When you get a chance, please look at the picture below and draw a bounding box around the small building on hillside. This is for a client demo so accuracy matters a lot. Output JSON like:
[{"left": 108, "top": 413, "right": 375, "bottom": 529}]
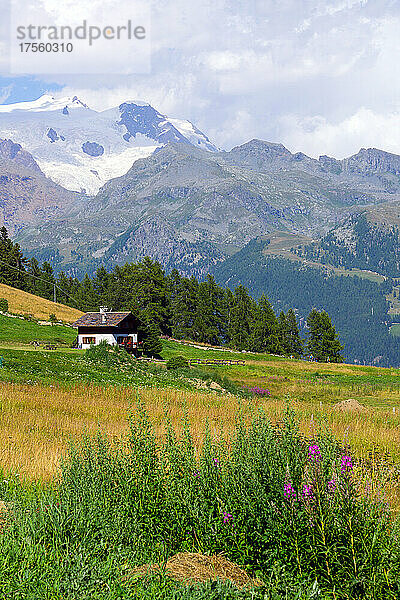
[{"left": 72, "top": 307, "right": 139, "bottom": 351}]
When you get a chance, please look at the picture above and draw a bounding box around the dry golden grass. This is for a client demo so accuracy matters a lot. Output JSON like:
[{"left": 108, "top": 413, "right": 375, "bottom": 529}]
[
  {"left": 0, "top": 283, "right": 83, "bottom": 322},
  {"left": 126, "top": 552, "right": 263, "bottom": 588},
  {"left": 1, "top": 381, "right": 400, "bottom": 483}
]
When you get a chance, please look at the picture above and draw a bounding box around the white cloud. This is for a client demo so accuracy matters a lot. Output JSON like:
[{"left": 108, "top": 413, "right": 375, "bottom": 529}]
[
  {"left": 1, "top": 0, "right": 400, "bottom": 157},
  {"left": 279, "top": 108, "right": 400, "bottom": 158}
]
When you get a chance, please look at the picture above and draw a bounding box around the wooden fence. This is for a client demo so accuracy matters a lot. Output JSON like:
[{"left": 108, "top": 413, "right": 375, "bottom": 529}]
[{"left": 188, "top": 358, "right": 245, "bottom": 366}]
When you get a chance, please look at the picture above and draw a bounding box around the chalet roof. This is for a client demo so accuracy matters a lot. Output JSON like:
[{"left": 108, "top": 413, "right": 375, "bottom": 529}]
[{"left": 72, "top": 312, "right": 132, "bottom": 328}]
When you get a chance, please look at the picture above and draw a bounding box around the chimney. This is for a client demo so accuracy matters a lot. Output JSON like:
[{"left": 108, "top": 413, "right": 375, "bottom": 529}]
[{"left": 99, "top": 306, "right": 109, "bottom": 324}]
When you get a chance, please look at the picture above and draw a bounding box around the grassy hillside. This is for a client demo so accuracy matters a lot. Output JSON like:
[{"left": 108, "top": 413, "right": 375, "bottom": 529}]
[
  {"left": 0, "top": 312, "right": 400, "bottom": 478},
  {"left": 0, "top": 313, "right": 77, "bottom": 347},
  {"left": 0, "top": 282, "right": 83, "bottom": 322},
  {"left": 1, "top": 310, "right": 400, "bottom": 597}
]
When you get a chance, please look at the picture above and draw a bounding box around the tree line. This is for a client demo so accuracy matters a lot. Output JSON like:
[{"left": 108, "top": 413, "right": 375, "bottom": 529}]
[
  {"left": 213, "top": 237, "right": 400, "bottom": 366},
  {"left": 297, "top": 214, "right": 400, "bottom": 278},
  {"left": 0, "top": 226, "right": 344, "bottom": 361}
]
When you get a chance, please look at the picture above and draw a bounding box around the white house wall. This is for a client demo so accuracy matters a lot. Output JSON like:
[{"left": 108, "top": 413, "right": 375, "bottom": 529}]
[{"left": 77, "top": 333, "right": 137, "bottom": 349}]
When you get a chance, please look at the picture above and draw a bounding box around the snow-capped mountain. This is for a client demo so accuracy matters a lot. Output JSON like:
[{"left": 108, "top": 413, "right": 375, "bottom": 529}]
[{"left": 0, "top": 94, "right": 217, "bottom": 194}]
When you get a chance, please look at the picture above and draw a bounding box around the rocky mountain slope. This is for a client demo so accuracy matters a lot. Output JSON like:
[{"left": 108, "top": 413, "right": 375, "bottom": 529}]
[
  {"left": 0, "top": 138, "right": 84, "bottom": 236},
  {"left": 15, "top": 139, "right": 400, "bottom": 277},
  {"left": 0, "top": 95, "right": 217, "bottom": 195},
  {"left": 2, "top": 90, "right": 400, "bottom": 279}
]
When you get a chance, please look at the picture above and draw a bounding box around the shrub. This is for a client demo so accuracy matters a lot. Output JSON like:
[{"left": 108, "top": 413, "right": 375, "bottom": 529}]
[
  {"left": 166, "top": 355, "right": 189, "bottom": 370},
  {"left": 0, "top": 406, "right": 399, "bottom": 598},
  {"left": 85, "top": 340, "right": 131, "bottom": 367},
  {"left": 22, "top": 313, "right": 37, "bottom": 322},
  {"left": 0, "top": 298, "right": 8, "bottom": 313},
  {"left": 49, "top": 313, "right": 57, "bottom": 325}
]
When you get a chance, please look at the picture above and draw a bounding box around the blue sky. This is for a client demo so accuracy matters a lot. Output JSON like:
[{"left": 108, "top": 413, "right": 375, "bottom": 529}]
[{"left": 0, "top": 0, "right": 399, "bottom": 158}]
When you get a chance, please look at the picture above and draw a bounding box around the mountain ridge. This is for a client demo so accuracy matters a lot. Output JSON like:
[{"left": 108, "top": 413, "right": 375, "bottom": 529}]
[{"left": 0, "top": 94, "right": 217, "bottom": 195}]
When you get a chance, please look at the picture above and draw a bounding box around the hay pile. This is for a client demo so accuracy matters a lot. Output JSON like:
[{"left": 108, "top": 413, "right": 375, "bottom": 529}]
[
  {"left": 124, "top": 552, "right": 263, "bottom": 588},
  {"left": 332, "top": 398, "right": 367, "bottom": 412}
]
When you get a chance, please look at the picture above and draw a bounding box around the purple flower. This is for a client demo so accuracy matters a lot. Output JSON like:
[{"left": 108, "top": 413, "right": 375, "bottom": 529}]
[
  {"left": 193, "top": 469, "right": 200, "bottom": 477},
  {"left": 223, "top": 511, "right": 233, "bottom": 524},
  {"left": 249, "top": 386, "right": 271, "bottom": 397},
  {"left": 302, "top": 484, "right": 314, "bottom": 501},
  {"left": 327, "top": 479, "right": 336, "bottom": 494},
  {"left": 308, "top": 444, "right": 322, "bottom": 463},
  {"left": 213, "top": 458, "right": 220, "bottom": 467},
  {"left": 284, "top": 482, "right": 297, "bottom": 501},
  {"left": 341, "top": 454, "right": 353, "bottom": 474}
]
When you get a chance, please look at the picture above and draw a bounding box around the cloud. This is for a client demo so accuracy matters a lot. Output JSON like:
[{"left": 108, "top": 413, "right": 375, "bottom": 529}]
[
  {"left": 279, "top": 108, "right": 400, "bottom": 158},
  {"left": 0, "top": 0, "right": 399, "bottom": 158}
]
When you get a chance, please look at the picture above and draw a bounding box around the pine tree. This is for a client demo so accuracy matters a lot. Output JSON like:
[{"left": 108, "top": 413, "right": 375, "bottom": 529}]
[
  {"left": 141, "top": 321, "right": 163, "bottom": 356},
  {"left": 129, "top": 257, "right": 170, "bottom": 333},
  {"left": 169, "top": 271, "right": 199, "bottom": 340},
  {"left": 306, "top": 309, "right": 344, "bottom": 363},
  {"left": 36, "top": 262, "right": 55, "bottom": 300},
  {"left": 250, "top": 295, "right": 281, "bottom": 353},
  {"left": 0, "top": 227, "right": 27, "bottom": 289},
  {"left": 193, "top": 278, "right": 220, "bottom": 344},
  {"left": 26, "top": 258, "right": 42, "bottom": 295},
  {"left": 229, "top": 285, "right": 256, "bottom": 350},
  {"left": 73, "top": 274, "right": 99, "bottom": 311},
  {"left": 285, "top": 309, "right": 304, "bottom": 357},
  {"left": 93, "top": 266, "right": 111, "bottom": 305}
]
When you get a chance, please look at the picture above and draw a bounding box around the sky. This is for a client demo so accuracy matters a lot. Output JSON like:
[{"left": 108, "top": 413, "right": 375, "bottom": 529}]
[{"left": 0, "top": 0, "right": 399, "bottom": 158}]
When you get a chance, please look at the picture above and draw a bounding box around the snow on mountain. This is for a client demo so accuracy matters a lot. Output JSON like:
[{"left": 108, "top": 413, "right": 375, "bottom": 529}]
[
  {"left": 0, "top": 94, "right": 217, "bottom": 194},
  {"left": 0, "top": 94, "right": 89, "bottom": 113}
]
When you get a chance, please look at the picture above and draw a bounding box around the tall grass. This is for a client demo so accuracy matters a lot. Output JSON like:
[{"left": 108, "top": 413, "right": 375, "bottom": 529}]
[
  {"left": 1, "top": 404, "right": 399, "bottom": 598},
  {"left": 2, "top": 382, "right": 400, "bottom": 483},
  {"left": 0, "top": 282, "right": 83, "bottom": 322}
]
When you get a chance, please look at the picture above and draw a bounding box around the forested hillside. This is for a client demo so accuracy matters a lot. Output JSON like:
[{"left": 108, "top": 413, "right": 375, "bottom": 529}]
[
  {"left": 297, "top": 214, "right": 400, "bottom": 277},
  {"left": 0, "top": 226, "right": 343, "bottom": 362},
  {"left": 213, "top": 238, "right": 398, "bottom": 366}
]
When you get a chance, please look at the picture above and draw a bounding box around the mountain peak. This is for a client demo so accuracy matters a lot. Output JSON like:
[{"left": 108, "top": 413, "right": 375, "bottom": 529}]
[
  {"left": 0, "top": 94, "right": 90, "bottom": 113},
  {"left": 233, "top": 139, "right": 291, "bottom": 153}
]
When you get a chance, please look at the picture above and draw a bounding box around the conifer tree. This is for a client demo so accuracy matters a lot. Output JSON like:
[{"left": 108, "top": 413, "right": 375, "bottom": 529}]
[
  {"left": 193, "top": 276, "right": 222, "bottom": 345},
  {"left": 56, "top": 271, "right": 75, "bottom": 306},
  {"left": 26, "top": 258, "right": 42, "bottom": 295},
  {"left": 36, "top": 262, "right": 55, "bottom": 300},
  {"left": 74, "top": 273, "right": 99, "bottom": 311},
  {"left": 0, "top": 227, "right": 27, "bottom": 289},
  {"left": 141, "top": 321, "right": 163, "bottom": 356},
  {"left": 250, "top": 294, "right": 281, "bottom": 353},
  {"left": 93, "top": 266, "right": 111, "bottom": 305},
  {"left": 169, "top": 271, "right": 199, "bottom": 340},
  {"left": 229, "top": 285, "right": 256, "bottom": 350},
  {"left": 130, "top": 257, "right": 171, "bottom": 333},
  {"left": 306, "top": 309, "right": 344, "bottom": 363},
  {"left": 284, "top": 309, "right": 304, "bottom": 357}
]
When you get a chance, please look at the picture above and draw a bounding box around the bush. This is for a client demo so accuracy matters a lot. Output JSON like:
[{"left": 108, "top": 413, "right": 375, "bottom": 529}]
[
  {"left": 0, "top": 298, "right": 8, "bottom": 313},
  {"left": 85, "top": 340, "right": 131, "bottom": 367},
  {"left": 0, "top": 406, "right": 399, "bottom": 598},
  {"left": 22, "top": 313, "right": 37, "bottom": 322},
  {"left": 166, "top": 355, "right": 190, "bottom": 370}
]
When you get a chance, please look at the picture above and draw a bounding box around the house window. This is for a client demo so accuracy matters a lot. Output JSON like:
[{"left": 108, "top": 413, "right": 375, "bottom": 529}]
[{"left": 82, "top": 337, "right": 96, "bottom": 345}]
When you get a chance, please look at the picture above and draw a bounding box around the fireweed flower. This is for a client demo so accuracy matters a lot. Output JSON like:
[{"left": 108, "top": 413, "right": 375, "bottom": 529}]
[
  {"left": 341, "top": 454, "right": 353, "bottom": 474},
  {"left": 284, "top": 482, "right": 297, "bottom": 501},
  {"left": 213, "top": 458, "right": 220, "bottom": 467},
  {"left": 308, "top": 444, "right": 322, "bottom": 463},
  {"left": 223, "top": 511, "right": 233, "bottom": 524},
  {"left": 193, "top": 469, "right": 200, "bottom": 477},
  {"left": 302, "top": 484, "right": 314, "bottom": 501},
  {"left": 327, "top": 479, "right": 336, "bottom": 494}
]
